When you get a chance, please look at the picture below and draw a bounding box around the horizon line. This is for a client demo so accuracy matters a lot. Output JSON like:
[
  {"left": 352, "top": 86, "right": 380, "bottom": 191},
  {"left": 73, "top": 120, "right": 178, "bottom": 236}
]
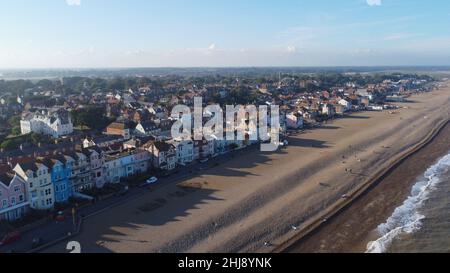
[{"left": 2, "top": 65, "right": 450, "bottom": 71}]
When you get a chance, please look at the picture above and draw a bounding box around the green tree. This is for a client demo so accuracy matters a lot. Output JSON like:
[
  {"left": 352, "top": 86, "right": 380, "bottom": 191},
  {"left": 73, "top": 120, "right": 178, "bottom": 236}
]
[{"left": 70, "top": 106, "right": 110, "bottom": 130}]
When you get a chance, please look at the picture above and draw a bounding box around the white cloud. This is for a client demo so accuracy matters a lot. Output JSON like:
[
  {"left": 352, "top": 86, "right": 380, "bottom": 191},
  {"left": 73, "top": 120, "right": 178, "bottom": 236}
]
[
  {"left": 66, "top": 0, "right": 81, "bottom": 6},
  {"left": 366, "top": 0, "right": 382, "bottom": 6},
  {"left": 286, "top": 45, "right": 297, "bottom": 53},
  {"left": 208, "top": 43, "right": 217, "bottom": 51}
]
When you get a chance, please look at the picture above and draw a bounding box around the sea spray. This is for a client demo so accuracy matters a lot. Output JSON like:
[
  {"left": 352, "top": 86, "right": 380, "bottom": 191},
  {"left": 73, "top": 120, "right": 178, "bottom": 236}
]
[{"left": 366, "top": 152, "right": 450, "bottom": 253}]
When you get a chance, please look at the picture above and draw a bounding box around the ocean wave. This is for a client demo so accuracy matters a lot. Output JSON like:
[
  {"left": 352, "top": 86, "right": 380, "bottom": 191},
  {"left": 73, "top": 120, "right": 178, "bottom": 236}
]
[{"left": 366, "top": 152, "right": 450, "bottom": 253}]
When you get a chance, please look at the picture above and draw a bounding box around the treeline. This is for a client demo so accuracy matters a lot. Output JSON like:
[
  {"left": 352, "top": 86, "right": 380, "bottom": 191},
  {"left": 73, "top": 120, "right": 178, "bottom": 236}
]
[
  {"left": 0, "top": 133, "right": 52, "bottom": 151},
  {"left": 0, "top": 73, "right": 435, "bottom": 98},
  {"left": 70, "top": 105, "right": 113, "bottom": 131}
]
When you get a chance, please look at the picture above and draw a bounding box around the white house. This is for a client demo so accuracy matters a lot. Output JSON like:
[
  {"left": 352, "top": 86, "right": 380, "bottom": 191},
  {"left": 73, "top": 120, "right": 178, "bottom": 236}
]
[
  {"left": 144, "top": 141, "right": 177, "bottom": 171},
  {"left": 169, "top": 139, "right": 194, "bottom": 165},
  {"left": 20, "top": 108, "right": 73, "bottom": 138},
  {"left": 338, "top": 99, "right": 352, "bottom": 112},
  {"left": 286, "top": 112, "right": 304, "bottom": 129},
  {"left": 321, "top": 104, "right": 336, "bottom": 117},
  {"left": 194, "top": 138, "right": 215, "bottom": 160},
  {"left": 13, "top": 161, "right": 54, "bottom": 210}
]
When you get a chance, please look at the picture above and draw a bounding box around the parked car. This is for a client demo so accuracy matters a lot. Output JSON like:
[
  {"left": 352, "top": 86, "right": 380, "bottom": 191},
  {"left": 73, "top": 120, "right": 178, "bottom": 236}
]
[
  {"left": 32, "top": 237, "right": 44, "bottom": 249},
  {"left": 139, "top": 176, "right": 158, "bottom": 187},
  {"left": 0, "top": 231, "right": 21, "bottom": 246},
  {"left": 55, "top": 211, "right": 66, "bottom": 222},
  {"left": 146, "top": 176, "right": 158, "bottom": 184}
]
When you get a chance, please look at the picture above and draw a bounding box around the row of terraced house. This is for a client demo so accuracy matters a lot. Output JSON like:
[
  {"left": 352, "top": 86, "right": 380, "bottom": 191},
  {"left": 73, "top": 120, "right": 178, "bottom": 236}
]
[{"left": 0, "top": 134, "right": 260, "bottom": 222}]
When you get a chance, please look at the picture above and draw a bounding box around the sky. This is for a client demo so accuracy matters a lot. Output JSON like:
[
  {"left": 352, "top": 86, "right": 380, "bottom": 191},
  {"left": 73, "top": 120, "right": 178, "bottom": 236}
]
[{"left": 0, "top": 0, "right": 450, "bottom": 68}]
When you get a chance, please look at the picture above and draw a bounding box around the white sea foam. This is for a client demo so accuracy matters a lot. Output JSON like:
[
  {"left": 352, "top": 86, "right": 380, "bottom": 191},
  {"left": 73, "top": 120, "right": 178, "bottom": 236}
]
[{"left": 366, "top": 152, "right": 450, "bottom": 253}]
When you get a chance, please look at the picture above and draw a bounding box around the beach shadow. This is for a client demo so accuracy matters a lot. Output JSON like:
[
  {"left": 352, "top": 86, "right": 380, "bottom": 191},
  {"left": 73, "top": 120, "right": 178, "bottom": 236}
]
[
  {"left": 401, "top": 100, "right": 418, "bottom": 104},
  {"left": 287, "top": 138, "right": 330, "bottom": 149},
  {"left": 310, "top": 125, "right": 341, "bottom": 130},
  {"left": 343, "top": 115, "right": 370, "bottom": 119},
  {"left": 56, "top": 186, "right": 224, "bottom": 253}
]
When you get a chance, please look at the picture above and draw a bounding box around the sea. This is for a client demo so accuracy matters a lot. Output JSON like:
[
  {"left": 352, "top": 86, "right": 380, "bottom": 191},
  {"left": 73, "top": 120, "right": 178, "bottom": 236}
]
[{"left": 366, "top": 152, "right": 450, "bottom": 253}]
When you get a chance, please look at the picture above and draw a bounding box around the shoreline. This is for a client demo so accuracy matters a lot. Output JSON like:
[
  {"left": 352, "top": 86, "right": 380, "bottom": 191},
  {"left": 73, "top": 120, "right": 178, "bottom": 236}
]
[{"left": 282, "top": 119, "right": 450, "bottom": 253}]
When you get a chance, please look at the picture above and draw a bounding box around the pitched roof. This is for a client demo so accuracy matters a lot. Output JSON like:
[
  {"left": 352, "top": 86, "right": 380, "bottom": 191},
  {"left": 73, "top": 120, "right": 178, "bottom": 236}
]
[
  {"left": 146, "top": 141, "right": 174, "bottom": 152},
  {"left": 139, "top": 121, "right": 158, "bottom": 131},
  {"left": 0, "top": 165, "right": 15, "bottom": 187},
  {"left": 17, "top": 161, "right": 40, "bottom": 172},
  {"left": 107, "top": 122, "right": 128, "bottom": 130}
]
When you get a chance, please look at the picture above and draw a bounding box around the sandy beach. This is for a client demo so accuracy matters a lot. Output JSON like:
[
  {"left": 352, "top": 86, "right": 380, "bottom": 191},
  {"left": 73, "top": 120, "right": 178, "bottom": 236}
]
[
  {"left": 286, "top": 118, "right": 450, "bottom": 253},
  {"left": 43, "top": 83, "right": 450, "bottom": 253}
]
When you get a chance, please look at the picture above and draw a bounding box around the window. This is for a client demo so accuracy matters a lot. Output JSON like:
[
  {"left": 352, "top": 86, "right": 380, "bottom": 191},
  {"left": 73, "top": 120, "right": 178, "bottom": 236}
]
[
  {"left": 14, "top": 186, "right": 20, "bottom": 192},
  {"left": 29, "top": 182, "right": 33, "bottom": 188},
  {"left": 19, "top": 195, "right": 24, "bottom": 202},
  {"left": 11, "top": 197, "right": 16, "bottom": 206},
  {"left": 2, "top": 200, "right": 7, "bottom": 208},
  {"left": 0, "top": 190, "right": 2, "bottom": 197}
]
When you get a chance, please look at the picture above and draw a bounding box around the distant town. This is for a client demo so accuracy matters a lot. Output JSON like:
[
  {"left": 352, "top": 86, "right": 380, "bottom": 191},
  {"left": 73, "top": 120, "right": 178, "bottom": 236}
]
[{"left": 0, "top": 70, "right": 442, "bottom": 250}]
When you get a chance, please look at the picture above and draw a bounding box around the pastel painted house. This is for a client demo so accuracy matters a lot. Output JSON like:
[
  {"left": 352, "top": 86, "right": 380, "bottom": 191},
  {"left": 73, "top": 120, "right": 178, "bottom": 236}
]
[
  {"left": 286, "top": 112, "right": 304, "bottom": 129},
  {"left": 104, "top": 155, "right": 123, "bottom": 184},
  {"left": 65, "top": 151, "right": 92, "bottom": 193},
  {"left": 104, "top": 148, "right": 150, "bottom": 183},
  {"left": 81, "top": 147, "right": 105, "bottom": 189},
  {"left": 13, "top": 161, "right": 55, "bottom": 210},
  {"left": 169, "top": 139, "right": 194, "bottom": 165},
  {"left": 0, "top": 167, "right": 30, "bottom": 222},
  {"left": 39, "top": 155, "right": 73, "bottom": 204},
  {"left": 144, "top": 141, "right": 177, "bottom": 171}
]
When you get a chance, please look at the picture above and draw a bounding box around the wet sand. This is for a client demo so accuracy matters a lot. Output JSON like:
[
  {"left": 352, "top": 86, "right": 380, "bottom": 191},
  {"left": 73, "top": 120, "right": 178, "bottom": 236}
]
[{"left": 43, "top": 84, "right": 450, "bottom": 253}]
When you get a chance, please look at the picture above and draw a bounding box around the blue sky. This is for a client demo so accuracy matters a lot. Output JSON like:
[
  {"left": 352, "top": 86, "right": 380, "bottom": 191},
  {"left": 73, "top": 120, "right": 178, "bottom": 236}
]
[{"left": 1, "top": 0, "right": 450, "bottom": 68}]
